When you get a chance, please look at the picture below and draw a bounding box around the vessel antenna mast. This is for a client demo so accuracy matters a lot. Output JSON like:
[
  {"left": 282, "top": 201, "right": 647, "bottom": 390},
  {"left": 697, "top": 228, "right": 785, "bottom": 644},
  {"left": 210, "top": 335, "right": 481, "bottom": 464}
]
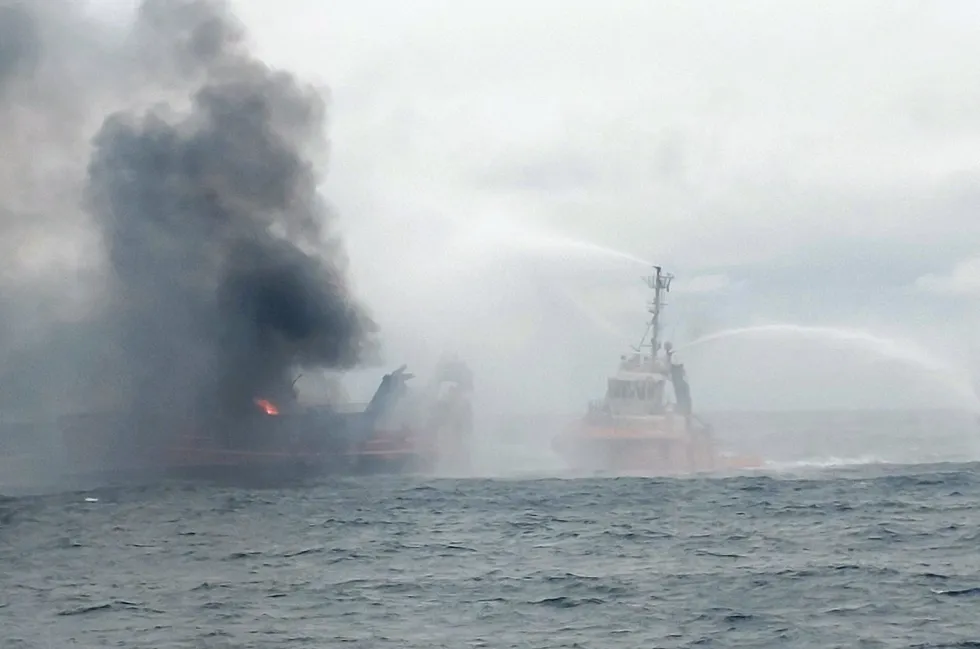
[{"left": 642, "top": 265, "right": 673, "bottom": 362}]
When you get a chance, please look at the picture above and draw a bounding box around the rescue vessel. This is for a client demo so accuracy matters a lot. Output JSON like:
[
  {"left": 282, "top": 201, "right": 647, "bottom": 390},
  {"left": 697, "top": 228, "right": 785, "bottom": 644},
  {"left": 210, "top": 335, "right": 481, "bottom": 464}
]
[{"left": 552, "top": 265, "right": 761, "bottom": 476}]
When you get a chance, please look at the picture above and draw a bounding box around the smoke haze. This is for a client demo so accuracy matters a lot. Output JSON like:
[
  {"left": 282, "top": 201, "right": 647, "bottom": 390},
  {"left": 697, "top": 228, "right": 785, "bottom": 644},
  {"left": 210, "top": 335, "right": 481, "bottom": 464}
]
[
  {"left": 242, "top": 0, "right": 980, "bottom": 416},
  {"left": 0, "top": 0, "right": 375, "bottom": 471},
  {"left": 4, "top": 0, "right": 980, "bottom": 482}
]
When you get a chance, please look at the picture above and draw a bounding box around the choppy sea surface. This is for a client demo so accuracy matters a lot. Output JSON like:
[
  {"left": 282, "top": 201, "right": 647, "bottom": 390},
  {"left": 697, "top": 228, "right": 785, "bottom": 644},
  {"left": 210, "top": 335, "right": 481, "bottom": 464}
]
[{"left": 2, "top": 459, "right": 980, "bottom": 649}]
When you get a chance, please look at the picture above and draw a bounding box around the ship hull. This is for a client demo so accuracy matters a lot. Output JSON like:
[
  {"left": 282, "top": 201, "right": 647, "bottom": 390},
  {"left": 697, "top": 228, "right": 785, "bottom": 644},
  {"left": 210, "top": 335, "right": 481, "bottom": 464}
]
[
  {"left": 0, "top": 413, "right": 451, "bottom": 490},
  {"left": 552, "top": 416, "right": 761, "bottom": 476}
]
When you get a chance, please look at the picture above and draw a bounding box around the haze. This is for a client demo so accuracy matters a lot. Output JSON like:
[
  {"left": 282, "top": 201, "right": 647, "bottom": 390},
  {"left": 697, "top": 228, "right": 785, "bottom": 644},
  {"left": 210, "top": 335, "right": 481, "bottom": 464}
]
[{"left": 22, "top": 0, "right": 980, "bottom": 417}]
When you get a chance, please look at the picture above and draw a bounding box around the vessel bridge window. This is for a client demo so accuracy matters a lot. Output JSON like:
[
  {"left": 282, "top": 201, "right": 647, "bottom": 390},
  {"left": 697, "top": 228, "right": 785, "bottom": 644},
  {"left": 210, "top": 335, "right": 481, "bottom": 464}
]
[{"left": 607, "top": 378, "right": 663, "bottom": 402}]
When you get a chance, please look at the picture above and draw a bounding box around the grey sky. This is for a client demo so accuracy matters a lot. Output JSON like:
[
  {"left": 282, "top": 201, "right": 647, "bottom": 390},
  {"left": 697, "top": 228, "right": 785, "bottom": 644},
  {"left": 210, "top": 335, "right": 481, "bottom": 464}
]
[{"left": 84, "top": 0, "right": 980, "bottom": 411}]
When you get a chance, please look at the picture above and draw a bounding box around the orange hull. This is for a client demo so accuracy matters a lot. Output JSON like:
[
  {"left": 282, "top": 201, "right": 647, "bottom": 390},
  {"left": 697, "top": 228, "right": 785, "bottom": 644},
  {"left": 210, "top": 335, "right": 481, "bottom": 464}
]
[{"left": 553, "top": 420, "right": 761, "bottom": 476}]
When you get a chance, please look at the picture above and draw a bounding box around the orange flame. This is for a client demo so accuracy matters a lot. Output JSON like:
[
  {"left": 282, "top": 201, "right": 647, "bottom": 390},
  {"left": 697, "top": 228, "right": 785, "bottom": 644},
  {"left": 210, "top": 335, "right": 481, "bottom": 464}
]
[{"left": 254, "top": 398, "right": 279, "bottom": 416}]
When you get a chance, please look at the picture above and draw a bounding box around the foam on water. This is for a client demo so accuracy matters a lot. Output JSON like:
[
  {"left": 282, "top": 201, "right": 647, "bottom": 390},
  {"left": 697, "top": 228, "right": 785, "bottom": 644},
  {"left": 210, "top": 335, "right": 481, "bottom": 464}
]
[{"left": 763, "top": 456, "right": 891, "bottom": 471}]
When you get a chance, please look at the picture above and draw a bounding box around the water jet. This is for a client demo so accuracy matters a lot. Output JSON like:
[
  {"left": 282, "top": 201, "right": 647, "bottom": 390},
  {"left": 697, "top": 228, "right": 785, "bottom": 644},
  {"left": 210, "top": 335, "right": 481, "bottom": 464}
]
[{"left": 679, "top": 324, "right": 980, "bottom": 411}]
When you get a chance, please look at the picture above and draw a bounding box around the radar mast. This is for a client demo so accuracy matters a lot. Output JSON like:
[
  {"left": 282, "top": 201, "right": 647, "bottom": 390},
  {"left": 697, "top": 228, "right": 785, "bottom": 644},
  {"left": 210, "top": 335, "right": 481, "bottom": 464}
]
[{"left": 635, "top": 265, "right": 673, "bottom": 369}]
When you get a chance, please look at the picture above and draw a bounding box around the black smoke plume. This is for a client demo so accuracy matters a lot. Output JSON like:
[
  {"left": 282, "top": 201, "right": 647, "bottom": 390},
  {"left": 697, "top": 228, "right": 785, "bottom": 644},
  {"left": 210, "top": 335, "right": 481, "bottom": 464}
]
[{"left": 0, "top": 0, "right": 376, "bottom": 474}]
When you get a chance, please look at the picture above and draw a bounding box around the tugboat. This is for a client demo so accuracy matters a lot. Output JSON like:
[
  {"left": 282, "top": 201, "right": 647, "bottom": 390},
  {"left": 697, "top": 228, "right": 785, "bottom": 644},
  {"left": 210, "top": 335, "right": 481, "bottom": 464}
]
[{"left": 552, "top": 265, "right": 760, "bottom": 476}]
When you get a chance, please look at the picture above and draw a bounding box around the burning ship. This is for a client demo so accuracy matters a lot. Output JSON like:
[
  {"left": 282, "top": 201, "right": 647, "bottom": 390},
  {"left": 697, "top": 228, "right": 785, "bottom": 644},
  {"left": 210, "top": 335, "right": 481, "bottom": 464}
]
[
  {"left": 163, "top": 356, "right": 474, "bottom": 480},
  {"left": 3, "top": 357, "right": 474, "bottom": 485},
  {"left": 552, "top": 266, "right": 761, "bottom": 476}
]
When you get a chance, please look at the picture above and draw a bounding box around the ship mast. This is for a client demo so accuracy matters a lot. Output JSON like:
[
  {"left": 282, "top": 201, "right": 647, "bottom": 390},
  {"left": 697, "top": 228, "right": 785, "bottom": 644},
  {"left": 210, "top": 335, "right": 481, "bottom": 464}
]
[{"left": 641, "top": 265, "right": 673, "bottom": 368}]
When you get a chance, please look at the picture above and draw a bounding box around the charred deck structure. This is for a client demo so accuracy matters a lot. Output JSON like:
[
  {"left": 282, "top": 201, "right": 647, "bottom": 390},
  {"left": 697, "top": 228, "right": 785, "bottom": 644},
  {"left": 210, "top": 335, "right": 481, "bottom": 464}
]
[{"left": 3, "top": 358, "right": 473, "bottom": 485}]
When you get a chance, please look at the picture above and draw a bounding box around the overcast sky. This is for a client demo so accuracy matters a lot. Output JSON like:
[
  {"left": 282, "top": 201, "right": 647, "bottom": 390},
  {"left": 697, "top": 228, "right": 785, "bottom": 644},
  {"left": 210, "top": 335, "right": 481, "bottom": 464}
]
[{"left": 88, "top": 0, "right": 980, "bottom": 411}]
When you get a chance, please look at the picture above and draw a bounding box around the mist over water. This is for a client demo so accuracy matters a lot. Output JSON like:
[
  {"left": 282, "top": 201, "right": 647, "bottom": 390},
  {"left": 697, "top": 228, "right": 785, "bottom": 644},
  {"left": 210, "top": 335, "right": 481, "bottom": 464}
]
[
  {"left": 346, "top": 214, "right": 980, "bottom": 475},
  {"left": 2, "top": 1, "right": 978, "bottom": 487},
  {"left": 339, "top": 199, "right": 980, "bottom": 474},
  {"left": 677, "top": 326, "right": 980, "bottom": 468},
  {"left": 681, "top": 324, "right": 980, "bottom": 410}
]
